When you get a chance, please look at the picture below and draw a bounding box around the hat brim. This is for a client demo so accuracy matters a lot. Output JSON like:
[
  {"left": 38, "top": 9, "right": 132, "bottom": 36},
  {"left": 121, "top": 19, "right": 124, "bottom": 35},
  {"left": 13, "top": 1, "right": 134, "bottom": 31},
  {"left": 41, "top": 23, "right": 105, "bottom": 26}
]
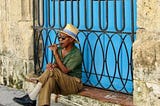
[{"left": 57, "top": 30, "right": 79, "bottom": 44}]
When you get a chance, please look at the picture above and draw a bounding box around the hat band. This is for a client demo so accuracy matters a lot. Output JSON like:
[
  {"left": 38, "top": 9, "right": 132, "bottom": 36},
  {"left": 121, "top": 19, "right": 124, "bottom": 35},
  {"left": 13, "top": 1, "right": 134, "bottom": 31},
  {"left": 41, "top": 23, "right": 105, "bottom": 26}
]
[{"left": 63, "top": 29, "right": 77, "bottom": 38}]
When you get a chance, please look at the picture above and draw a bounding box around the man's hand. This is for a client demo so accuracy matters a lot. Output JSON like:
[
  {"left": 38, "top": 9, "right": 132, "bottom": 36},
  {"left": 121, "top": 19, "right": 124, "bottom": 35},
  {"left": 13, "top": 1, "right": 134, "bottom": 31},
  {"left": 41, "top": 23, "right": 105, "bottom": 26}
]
[
  {"left": 49, "top": 44, "right": 58, "bottom": 56},
  {"left": 46, "top": 63, "right": 58, "bottom": 71}
]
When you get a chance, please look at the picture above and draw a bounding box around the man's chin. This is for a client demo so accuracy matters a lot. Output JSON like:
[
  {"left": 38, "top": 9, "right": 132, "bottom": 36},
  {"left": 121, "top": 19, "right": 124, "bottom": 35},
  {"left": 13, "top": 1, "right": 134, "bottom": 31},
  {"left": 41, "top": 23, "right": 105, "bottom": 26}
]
[
  {"left": 60, "top": 43, "right": 64, "bottom": 47},
  {"left": 60, "top": 45, "right": 64, "bottom": 48}
]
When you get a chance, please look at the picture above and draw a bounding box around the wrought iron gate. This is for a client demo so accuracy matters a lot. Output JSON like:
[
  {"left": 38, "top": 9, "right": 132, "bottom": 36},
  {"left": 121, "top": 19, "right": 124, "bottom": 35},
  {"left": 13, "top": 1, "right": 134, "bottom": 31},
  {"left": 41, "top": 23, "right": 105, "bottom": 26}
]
[{"left": 33, "top": 0, "right": 137, "bottom": 94}]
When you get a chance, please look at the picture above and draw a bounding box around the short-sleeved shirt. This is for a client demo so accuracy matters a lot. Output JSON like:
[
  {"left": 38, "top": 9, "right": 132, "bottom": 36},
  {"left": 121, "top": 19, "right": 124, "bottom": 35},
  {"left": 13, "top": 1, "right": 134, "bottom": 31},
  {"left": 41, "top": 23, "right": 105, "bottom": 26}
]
[{"left": 55, "top": 46, "right": 82, "bottom": 79}]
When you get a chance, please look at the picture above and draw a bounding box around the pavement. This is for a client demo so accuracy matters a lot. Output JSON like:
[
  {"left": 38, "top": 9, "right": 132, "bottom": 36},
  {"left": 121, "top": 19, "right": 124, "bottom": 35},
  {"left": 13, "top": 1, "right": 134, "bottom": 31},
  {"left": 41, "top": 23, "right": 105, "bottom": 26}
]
[{"left": 0, "top": 85, "right": 64, "bottom": 106}]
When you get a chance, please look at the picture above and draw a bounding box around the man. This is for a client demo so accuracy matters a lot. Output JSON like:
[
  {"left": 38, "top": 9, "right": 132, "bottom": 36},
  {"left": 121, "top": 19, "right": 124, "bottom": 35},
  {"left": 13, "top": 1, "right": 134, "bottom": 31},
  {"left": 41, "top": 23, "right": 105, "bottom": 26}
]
[{"left": 13, "top": 24, "right": 83, "bottom": 106}]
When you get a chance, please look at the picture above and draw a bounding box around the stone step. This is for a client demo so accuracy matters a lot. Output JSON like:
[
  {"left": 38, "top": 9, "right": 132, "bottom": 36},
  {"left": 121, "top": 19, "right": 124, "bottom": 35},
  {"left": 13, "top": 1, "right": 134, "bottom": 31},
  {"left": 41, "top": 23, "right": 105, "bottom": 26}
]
[
  {"left": 23, "top": 81, "right": 130, "bottom": 106},
  {"left": 51, "top": 94, "right": 120, "bottom": 106}
]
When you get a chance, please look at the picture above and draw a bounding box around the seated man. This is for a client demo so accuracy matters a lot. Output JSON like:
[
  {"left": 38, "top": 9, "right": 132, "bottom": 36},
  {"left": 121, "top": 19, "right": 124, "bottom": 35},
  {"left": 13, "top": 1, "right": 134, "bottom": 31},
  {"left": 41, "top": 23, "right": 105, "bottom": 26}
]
[{"left": 13, "top": 24, "right": 83, "bottom": 106}]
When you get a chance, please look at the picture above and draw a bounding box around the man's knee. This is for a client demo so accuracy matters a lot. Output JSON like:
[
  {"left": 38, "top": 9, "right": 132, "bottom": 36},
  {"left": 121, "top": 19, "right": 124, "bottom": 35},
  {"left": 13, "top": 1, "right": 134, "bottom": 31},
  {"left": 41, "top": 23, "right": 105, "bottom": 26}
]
[{"left": 52, "top": 68, "right": 62, "bottom": 76}]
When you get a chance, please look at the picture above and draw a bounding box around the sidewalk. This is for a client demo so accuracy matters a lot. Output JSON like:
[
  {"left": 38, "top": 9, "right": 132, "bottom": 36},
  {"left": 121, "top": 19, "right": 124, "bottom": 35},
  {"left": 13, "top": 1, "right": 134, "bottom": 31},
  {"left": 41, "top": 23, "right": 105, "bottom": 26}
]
[
  {"left": 0, "top": 84, "right": 133, "bottom": 106},
  {"left": 0, "top": 85, "right": 64, "bottom": 106},
  {"left": 0, "top": 85, "right": 24, "bottom": 106}
]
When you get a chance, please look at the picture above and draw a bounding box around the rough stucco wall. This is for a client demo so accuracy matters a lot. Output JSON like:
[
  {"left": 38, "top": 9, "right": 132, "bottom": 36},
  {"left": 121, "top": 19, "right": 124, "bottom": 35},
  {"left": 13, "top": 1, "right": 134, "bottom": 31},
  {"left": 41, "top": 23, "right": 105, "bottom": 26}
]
[
  {"left": 0, "top": 0, "right": 34, "bottom": 88},
  {"left": 133, "top": 0, "right": 160, "bottom": 105}
]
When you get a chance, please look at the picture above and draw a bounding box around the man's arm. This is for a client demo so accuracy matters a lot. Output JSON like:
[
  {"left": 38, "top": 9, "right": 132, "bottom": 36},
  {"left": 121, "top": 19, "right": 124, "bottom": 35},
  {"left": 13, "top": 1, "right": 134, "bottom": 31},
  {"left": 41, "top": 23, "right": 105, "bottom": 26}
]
[{"left": 49, "top": 44, "right": 70, "bottom": 73}]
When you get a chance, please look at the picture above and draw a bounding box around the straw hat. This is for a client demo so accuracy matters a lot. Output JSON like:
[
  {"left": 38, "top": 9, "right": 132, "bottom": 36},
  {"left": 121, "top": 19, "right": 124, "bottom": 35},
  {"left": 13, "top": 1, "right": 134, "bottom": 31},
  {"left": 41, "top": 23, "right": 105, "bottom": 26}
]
[{"left": 58, "top": 24, "right": 79, "bottom": 43}]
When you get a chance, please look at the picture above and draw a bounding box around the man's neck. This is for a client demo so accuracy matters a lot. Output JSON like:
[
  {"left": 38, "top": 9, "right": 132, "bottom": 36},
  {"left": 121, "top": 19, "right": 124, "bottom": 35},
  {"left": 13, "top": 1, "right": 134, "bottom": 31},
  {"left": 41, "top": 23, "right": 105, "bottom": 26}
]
[{"left": 63, "top": 44, "right": 74, "bottom": 52}]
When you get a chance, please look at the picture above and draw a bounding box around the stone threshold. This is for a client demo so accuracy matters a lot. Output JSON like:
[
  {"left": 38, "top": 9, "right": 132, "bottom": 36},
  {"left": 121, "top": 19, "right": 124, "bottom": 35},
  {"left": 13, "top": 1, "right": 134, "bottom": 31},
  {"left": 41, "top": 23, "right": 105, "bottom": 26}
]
[
  {"left": 78, "top": 86, "right": 133, "bottom": 106},
  {"left": 55, "top": 86, "right": 133, "bottom": 106},
  {"left": 24, "top": 80, "right": 133, "bottom": 106}
]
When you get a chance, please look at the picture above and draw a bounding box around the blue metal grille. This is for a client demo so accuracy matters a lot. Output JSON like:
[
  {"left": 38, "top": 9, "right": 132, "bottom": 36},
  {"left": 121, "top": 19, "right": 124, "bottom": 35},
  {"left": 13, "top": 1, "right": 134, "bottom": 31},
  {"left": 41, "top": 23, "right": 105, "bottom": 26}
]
[{"left": 33, "top": 0, "right": 136, "bottom": 94}]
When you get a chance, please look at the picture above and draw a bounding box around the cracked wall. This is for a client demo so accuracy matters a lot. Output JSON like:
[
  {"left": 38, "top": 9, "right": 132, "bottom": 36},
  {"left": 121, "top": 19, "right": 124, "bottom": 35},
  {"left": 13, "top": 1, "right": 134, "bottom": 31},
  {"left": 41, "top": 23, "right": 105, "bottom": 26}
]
[
  {"left": 133, "top": 0, "right": 160, "bottom": 105},
  {"left": 0, "top": 0, "right": 34, "bottom": 88}
]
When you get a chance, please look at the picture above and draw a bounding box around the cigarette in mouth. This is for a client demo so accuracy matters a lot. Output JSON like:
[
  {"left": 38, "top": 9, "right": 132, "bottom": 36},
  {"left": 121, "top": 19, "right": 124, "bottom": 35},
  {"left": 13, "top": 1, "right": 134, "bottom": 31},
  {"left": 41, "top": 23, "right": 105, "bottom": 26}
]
[{"left": 48, "top": 44, "right": 59, "bottom": 47}]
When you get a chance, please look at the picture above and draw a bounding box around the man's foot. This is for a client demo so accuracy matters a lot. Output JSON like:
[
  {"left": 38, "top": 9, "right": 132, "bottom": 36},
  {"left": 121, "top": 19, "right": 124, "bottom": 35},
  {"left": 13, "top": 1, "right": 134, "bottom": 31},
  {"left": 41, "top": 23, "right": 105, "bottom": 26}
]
[{"left": 13, "top": 94, "right": 36, "bottom": 106}]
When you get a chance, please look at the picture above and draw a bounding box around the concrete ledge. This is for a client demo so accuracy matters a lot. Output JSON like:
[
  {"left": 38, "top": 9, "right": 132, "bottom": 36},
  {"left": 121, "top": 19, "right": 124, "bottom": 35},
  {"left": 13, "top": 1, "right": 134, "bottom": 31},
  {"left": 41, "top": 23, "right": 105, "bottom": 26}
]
[
  {"left": 23, "top": 81, "right": 133, "bottom": 106},
  {"left": 51, "top": 86, "right": 133, "bottom": 106},
  {"left": 51, "top": 94, "right": 121, "bottom": 106}
]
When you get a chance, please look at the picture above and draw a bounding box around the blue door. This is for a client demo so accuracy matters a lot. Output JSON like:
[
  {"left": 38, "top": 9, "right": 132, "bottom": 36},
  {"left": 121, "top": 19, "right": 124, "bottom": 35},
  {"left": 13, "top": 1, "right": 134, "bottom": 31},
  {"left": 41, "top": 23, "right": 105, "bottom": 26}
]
[{"left": 34, "top": 0, "right": 137, "bottom": 94}]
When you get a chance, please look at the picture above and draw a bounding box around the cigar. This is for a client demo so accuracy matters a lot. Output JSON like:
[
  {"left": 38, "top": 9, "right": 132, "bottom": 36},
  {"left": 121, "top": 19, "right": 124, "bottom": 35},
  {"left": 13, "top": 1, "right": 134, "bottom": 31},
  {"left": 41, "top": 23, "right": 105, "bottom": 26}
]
[{"left": 48, "top": 44, "right": 59, "bottom": 48}]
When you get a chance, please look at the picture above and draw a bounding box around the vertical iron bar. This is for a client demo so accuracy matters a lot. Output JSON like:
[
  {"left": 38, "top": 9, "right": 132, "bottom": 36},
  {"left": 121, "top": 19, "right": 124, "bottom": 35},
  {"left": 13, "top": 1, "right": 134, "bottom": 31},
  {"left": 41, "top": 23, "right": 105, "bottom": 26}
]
[
  {"left": 130, "top": 0, "right": 135, "bottom": 82},
  {"left": 76, "top": 0, "right": 80, "bottom": 28},
  {"left": 33, "top": 0, "right": 36, "bottom": 73},
  {"left": 131, "top": 0, "right": 135, "bottom": 43},
  {"left": 38, "top": 0, "right": 40, "bottom": 26},
  {"left": 114, "top": 0, "right": 125, "bottom": 32},
  {"left": 52, "top": 0, "right": 55, "bottom": 27},
  {"left": 58, "top": 0, "right": 62, "bottom": 28},
  {"left": 71, "top": 0, "right": 74, "bottom": 25},
  {"left": 99, "top": 0, "right": 108, "bottom": 30},
  {"left": 48, "top": 0, "right": 51, "bottom": 27},
  {"left": 47, "top": 0, "right": 51, "bottom": 27},
  {"left": 84, "top": 0, "right": 93, "bottom": 30},
  {"left": 38, "top": 0, "right": 44, "bottom": 26},
  {"left": 64, "top": 0, "right": 67, "bottom": 27},
  {"left": 121, "top": 0, "right": 125, "bottom": 31},
  {"left": 58, "top": 0, "right": 67, "bottom": 28}
]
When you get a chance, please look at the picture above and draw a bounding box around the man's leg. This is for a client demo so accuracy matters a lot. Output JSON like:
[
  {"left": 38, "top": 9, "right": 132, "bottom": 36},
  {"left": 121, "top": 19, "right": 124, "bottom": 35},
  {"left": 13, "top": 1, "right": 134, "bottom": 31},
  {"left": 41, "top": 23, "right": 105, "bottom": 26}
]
[
  {"left": 29, "top": 82, "right": 42, "bottom": 100},
  {"left": 38, "top": 77, "right": 57, "bottom": 106},
  {"left": 53, "top": 69, "right": 83, "bottom": 95},
  {"left": 38, "top": 69, "right": 54, "bottom": 85},
  {"left": 38, "top": 68, "right": 83, "bottom": 105}
]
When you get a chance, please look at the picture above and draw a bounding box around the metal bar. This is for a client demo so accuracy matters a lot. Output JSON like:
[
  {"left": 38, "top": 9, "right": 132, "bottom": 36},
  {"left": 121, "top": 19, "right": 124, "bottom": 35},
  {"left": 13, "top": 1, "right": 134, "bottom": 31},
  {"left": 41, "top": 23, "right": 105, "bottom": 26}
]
[
  {"left": 130, "top": 0, "right": 135, "bottom": 84},
  {"left": 131, "top": 0, "right": 135, "bottom": 42},
  {"left": 84, "top": 0, "right": 93, "bottom": 30},
  {"left": 71, "top": 0, "right": 73, "bottom": 25},
  {"left": 38, "top": 0, "right": 44, "bottom": 26},
  {"left": 33, "top": 0, "right": 36, "bottom": 73},
  {"left": 64, "top": 0, "right": 67, "bottom": 27},
  {"left": 114, "top": 0, "right": 125, "bottom": 32},
  {"left": 52, "top": 0, "right": 56, "bottom": 27},
  {"left": 76, "top": 0, "right": 80, "bottom": 28},
  {"left": 98, "top": 0, "right": 108, "bottom": 30}
]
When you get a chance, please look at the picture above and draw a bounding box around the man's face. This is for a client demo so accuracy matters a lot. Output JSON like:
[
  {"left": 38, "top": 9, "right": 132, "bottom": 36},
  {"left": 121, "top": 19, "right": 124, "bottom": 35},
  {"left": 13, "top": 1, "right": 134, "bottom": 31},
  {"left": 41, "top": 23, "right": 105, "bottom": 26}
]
[{"left": 58, "top": 33, "right": 74, "bottom": 48}]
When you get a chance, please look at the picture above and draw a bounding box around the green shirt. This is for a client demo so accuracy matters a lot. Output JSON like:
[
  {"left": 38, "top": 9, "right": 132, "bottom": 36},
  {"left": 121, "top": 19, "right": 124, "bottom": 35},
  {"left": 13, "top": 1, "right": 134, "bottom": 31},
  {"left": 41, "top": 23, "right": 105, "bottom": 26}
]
[{"left": 56, "top": 46, "right": 82, "bottom": 79}]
